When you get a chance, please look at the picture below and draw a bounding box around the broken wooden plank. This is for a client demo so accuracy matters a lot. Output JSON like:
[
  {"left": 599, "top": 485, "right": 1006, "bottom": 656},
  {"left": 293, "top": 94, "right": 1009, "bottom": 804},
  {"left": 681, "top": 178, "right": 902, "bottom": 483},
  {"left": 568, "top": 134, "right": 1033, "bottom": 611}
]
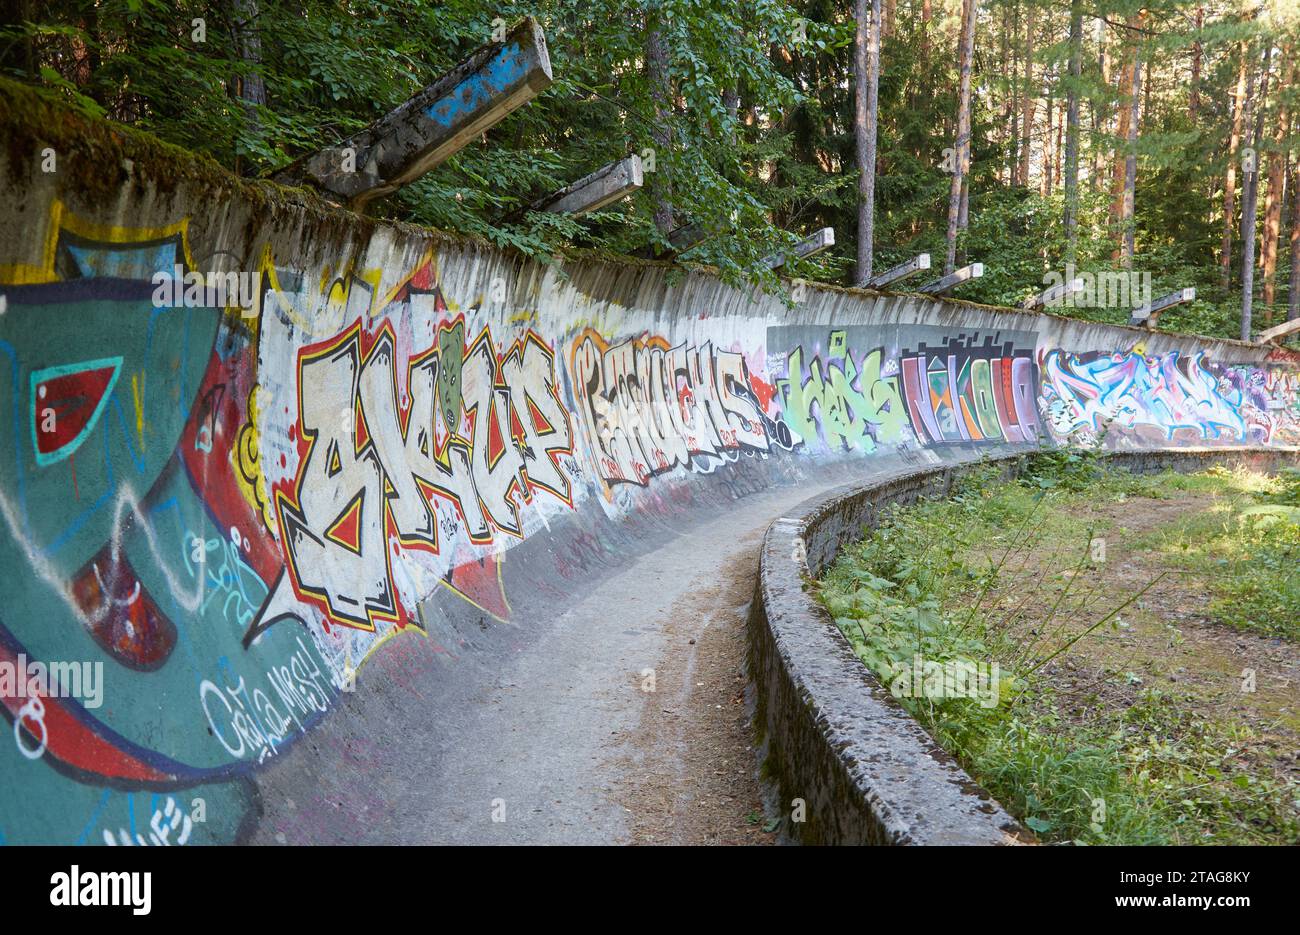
[
  {"left": 1128, "top": 287, "right": 1195, "bottom": 327},
  {"left": 866, "top": 253, "right": 930, "bottom": 290},
  {"left": 763, "top": 228, "right": 835, "bottom": 270},
  {"left": 1023, "top": 277, "right": 1084, "bottom": 311},
  {"left": 274, "top": 18, "right": 552, "bottom": 209},
  {"left": 919, "top": 262, "right": 984, "bottom": 295}
]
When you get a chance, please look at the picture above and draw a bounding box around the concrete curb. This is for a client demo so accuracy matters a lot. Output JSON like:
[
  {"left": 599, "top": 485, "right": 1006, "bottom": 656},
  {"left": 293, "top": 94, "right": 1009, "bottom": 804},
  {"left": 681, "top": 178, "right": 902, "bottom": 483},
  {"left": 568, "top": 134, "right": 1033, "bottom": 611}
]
[{"left": 747, "top": 445, "right": 1300, "bottom": 846}]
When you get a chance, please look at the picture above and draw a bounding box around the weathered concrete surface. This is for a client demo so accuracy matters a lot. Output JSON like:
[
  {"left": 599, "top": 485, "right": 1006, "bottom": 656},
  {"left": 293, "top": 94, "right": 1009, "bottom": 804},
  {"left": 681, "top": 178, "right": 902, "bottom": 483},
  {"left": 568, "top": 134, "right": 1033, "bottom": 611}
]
[
  {"left": 750, "top": 446, "right": 1300, "bottom": 846},
  {"left": 248, "top": 466, "right": 865, "bottom": 844},
  {"left": 0, "top": 84, "right": 1297, "bottom": 845}
]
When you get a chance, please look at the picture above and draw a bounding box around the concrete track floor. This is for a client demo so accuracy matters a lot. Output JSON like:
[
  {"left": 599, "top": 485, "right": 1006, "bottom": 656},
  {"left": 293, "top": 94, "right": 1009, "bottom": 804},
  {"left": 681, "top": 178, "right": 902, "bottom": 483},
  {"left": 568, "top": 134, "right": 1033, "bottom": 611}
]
[{"left": 248, "top": 477, "right": 853, "bottom": 845}]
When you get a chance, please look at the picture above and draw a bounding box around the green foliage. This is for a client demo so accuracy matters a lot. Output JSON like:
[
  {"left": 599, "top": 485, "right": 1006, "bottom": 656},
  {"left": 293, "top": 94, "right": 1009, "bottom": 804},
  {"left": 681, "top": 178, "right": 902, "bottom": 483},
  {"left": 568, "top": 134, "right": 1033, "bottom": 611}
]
[
  {"left": 0, "top": 0, "right": 827, "bottom": 287},
  {"left": 817, "top": 464, "right": 1300, "bottom": 844},
  {"left": 1018, "top": 445, "right": 1101, "bottom": 492},
  {"left": 5, "top": 1, "right": 1300, "bottom": 335}
]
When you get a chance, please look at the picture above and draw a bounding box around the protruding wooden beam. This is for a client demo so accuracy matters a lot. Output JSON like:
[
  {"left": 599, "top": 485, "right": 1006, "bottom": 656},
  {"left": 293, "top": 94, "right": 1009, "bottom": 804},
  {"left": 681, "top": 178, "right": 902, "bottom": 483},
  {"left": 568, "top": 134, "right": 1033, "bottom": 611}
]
[
  {"left": 1128, "top": 287, "right": 1195, "bottom": 328},
  {"left": 866, "top": 253, "right": 930, "bottom": 290},
  {"left": 919, "top": 262, "right": 984, "bottom": 295},
  {"left": 763, "top": 227, "right": 835, "bottom": 270},
  {"left": 1254, "top": 315, "right": 1300, "bottom": 343},
  {"left": 529, "top": 154, "right": 644, "bottom": 216},
  {"left": 274, "top": 18, "right": 552, "bottom": 209},
  {"left": 1023, "top": 277, "right": 1084, "bottom": 311}
]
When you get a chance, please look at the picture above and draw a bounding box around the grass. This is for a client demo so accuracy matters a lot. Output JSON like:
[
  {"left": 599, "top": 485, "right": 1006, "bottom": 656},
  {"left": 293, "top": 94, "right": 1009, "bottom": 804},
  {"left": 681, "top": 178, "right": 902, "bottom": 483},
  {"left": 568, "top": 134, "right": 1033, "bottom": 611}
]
[{"left": 816, "top": 452, "right": 1300, "bottom": 845}]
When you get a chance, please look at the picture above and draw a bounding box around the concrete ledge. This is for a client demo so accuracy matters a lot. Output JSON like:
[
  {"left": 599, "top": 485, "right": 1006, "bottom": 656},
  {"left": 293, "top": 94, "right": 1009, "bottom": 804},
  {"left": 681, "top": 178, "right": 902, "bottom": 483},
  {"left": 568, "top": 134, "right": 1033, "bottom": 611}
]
[{"left": 747, "top": 445, "right": 1300, "bottom": 846}]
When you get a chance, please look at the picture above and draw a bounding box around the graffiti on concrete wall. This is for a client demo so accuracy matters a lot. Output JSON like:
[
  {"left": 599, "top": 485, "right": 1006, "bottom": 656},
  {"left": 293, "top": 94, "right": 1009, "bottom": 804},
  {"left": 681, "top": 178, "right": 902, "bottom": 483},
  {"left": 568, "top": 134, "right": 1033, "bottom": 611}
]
[
  {"left": 774, "top": 329, "right": 913, "bottom": 454},
  {"left": 569, "top": 329, "right": 791, "bottom": 488},
  {"left": 898, "top": 333, "right": 1041, "bottom": 445},
  {"left": 0, "top": 203, "right": 337, "bottom": 846},
  {"left": 769, "top": 327, "right": 1040, "bottom": 452},
  {"left": 272, "top": 306, "right": 573, "bottom": 633},
  {"left": 1039, "top": 344, "right": 1248, "bottom": 445},
  {"left": 1217, "top": 366, "right": 1300, "bottom": 446},
  {"left": 1, "top": 193, "right": 1296, "bottom": 845}
]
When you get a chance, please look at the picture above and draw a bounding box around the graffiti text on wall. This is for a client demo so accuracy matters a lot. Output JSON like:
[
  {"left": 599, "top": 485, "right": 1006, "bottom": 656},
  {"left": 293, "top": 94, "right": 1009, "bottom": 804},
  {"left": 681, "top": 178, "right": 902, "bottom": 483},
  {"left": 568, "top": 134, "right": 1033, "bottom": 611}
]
[
  {"left": 898, "top": 334, "right": 1041, "bottom": 445},
  {"left": 776, "top": 329, "right": 913, "bottom": 453},
  {"left": 570, "top": 329, "right": 790, "bottom": 488},
  {"left": 275, "top": 310, "right": 573, "bottom": 632},
  {"left": 1040, "top": 345, "right": 1246, "bottom": 443}
]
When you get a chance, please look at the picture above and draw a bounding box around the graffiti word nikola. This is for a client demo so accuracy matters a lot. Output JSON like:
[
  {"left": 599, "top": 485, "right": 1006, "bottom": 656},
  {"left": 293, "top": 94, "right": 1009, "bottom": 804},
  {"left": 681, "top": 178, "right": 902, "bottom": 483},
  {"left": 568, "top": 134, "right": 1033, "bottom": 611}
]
[
  {"left": 888, "top": 654, "right": 1002, "bottom": 708},
  {"left": 50, "top": 866, "right": 151, "bottom": 916},
  {"left": 0, "top": 655, "right": 102, "bottom": 708},
  {"left": 151, "top": 266, "right": 257, "bottom": 311},
  {"left": 1042, "top": 265, "right": 1152, "bottom": 310}
]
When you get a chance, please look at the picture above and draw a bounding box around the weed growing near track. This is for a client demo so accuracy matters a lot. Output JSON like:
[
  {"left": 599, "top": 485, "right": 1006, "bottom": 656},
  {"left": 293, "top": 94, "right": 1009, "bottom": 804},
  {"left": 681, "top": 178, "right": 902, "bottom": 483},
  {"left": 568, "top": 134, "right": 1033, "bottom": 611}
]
[{"left": 816, "top": 456, "right": 1300, "bottom": 844}]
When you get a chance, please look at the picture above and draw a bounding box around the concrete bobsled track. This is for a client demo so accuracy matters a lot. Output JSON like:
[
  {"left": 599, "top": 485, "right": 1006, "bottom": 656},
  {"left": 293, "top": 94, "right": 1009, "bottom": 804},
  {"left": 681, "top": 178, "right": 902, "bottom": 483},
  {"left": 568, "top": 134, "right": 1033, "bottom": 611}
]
[{"left": 1, "top": 85, "right": 1298, "bottom": 845}]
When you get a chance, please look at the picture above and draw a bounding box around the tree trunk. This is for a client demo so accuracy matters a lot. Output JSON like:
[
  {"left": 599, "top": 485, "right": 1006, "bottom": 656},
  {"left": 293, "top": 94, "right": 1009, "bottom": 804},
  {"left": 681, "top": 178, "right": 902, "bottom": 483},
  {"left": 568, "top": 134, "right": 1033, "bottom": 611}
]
[
  {"left": 1189, "top": 6, "right": 1203, "bottom": 119},
  {"left": 1091, "top": 17, "right": 1107, "bottom": 188},
  {"left": 1018, "top": 6, "right": 1036, "bottom": 188},
  {"left": 1260, "top": 65, "right": 1293, "bottom": 318},
  {"left": 1221, "top": 47, "right": 1249, "bottom": 288},
  {"left": 854, "top": 0, "right": 882, "bottom": 284},
  {"left": 1289, "top": 158, "right": 1300, "bottom": 321},
  {"left": 1109, "top": 47, "right": 1133, "bottom": 243},
  {"left": 1000, "top": 2, "right": 1014, "bottom": 184},
  {"left": 1241, "top": 49, "right": 1269, "bottom": 340},
  {"left": 945, "top": 0, "right": 977, "bottom": 274},
  {"left": 1119, "top": 42, "right": 1142, "bottom": 268},
  {"left": 1041, "top": 92, "right": 1054, "bottom": 196},
  {"left": 1064, "top": 1, "right": 1083, "bottom": 266},
  {"left": 645, "top": 14, "right": 674, "bottom": 235}
]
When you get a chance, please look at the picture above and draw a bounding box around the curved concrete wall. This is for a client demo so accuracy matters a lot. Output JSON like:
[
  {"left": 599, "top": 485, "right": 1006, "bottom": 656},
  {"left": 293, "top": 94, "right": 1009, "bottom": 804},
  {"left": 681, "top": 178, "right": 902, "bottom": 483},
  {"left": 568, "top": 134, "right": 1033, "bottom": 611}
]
[
  {"left": 0, "top": 86, "right": 1297, "bottom": 844},
  {"left": 749, "top": 447, "right": 1300, "bottom": 845}
]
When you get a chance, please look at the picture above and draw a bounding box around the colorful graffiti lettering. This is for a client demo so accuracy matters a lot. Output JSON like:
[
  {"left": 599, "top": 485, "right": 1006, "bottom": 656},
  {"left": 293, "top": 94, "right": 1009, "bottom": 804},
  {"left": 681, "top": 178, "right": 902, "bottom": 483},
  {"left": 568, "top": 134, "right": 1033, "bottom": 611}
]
[
  {"left": 273, "top": 307, "right": 573, "bottom": 633},
  {"left": 0, "top": 204, "right": 340, "bottom": 846},
  {"left": 1, "top": 183, "right": 1296, "bottom": 846},
  {"left": 570, "top": 329, "right": 790, "bottom": 488},
  {"left": 1218, "top": 366, "right": 1300, "bottom": 446},
  {"left": 771, "top": 328, "right": 1039, "bottom": 451},
  {"left": 775, "top": 329, "right": 912, "bottom": 453},
  {"left": 898, "top": 334, "right": 1041, "bottom": 445},
  {"left": 1039, "top": 345, "right": 1246, "bottom": 444}
]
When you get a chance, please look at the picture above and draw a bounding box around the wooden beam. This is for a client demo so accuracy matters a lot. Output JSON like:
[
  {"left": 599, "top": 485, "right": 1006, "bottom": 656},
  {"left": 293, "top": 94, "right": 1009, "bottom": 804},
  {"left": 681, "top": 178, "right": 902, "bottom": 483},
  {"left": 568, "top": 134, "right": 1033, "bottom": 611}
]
[
  {"left": 1128, "top": 287, "right": 1195, "bottom": 327},
  {"left": 763, "top": 227, "right": 835, "bottom": 270},
  {"left": 1255, "top": 315, "right": 1300, "bottom": 343},
  {"left": 866, "top": 253, "right": 930, "bottom": 290},
  {"left": 529, "top": 154, "right": 644, "bottom": 216},
  {"left": 273, "top": 18, "right": 552, "bottom": 209},
  {"left": 1023, "top": 277, "right": 1084, "bottom": 311},
  {"left": 919, "top": 262, "right": 984, "bottom": 295}
]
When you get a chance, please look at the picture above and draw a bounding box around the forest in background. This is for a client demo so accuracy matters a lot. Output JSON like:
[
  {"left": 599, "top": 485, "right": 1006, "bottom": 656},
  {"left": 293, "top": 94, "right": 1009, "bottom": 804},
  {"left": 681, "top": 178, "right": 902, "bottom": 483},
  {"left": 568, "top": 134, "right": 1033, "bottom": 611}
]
[{"left": 3, "top": 0, "right": 1298, "bottom": 342}]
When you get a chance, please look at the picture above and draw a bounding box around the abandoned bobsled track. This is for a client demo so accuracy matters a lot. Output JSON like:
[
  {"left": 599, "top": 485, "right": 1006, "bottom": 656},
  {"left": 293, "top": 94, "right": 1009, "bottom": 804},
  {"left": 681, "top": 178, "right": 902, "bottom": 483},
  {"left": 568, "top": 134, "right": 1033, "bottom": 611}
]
[{"left": 1, "top": 85, "right": 1298, "bottom": 845}]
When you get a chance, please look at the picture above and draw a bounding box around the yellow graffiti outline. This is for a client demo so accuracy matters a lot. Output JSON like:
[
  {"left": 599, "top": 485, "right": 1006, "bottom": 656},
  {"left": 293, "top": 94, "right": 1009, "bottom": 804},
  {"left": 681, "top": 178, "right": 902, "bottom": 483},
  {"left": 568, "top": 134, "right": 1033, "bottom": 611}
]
[{"left": 0, "top": 199, "right": 197, "bottom": 285}]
